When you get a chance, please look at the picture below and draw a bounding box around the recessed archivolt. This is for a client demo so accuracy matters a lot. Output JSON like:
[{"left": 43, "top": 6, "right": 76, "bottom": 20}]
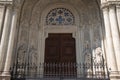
[{"left": 26, "top": 0, "right": 100, "bottom": 28}]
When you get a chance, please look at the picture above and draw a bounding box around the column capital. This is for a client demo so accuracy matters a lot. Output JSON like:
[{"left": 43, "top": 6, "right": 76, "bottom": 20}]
[
  {"left": 0, "top": 0, "right": 23, "bottom": 12},
  {"left": 102, "top": 7, "right": 109, "bottom": 12},
  {"left": 101, "top": 1, "right": 120, "bottom": 9}
]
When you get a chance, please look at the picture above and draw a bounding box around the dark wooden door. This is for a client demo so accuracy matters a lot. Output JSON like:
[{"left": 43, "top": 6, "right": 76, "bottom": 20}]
[{"left": 44, "top": 33, "right": 76, "bottom": 77}]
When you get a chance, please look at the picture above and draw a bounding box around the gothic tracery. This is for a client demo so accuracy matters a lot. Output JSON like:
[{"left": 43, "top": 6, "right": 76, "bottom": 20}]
[{"left": 46, "top": 8, "right": 74, "bottom": 25}]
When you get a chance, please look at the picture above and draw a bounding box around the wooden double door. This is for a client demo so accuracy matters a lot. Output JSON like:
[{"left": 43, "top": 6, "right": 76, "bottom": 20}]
[{"left": 44, "top": 33, "right": 76, "bottom": 76}]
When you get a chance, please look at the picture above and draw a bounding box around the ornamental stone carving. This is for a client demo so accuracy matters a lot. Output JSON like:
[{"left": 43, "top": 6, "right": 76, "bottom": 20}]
[
  {"left": 17, "top": 44, "right": 27, "bottom": 65},
  {"left": 93, "top": 47, "right": 103, "bottom": 64},
  {"left": 83, "top": 41, "right": 92, "bottom": 65},
  {"left": 28, "top": 46, "right": 38, "bottom": 65},
  {"left": 101, "top": 0, "right": 120, "bottom": 9}
]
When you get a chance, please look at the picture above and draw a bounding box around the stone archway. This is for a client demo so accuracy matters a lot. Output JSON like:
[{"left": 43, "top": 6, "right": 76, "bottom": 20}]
[
  {"left": 39, "top": 3, "right": 80, "bottom": 64},
  {"left": 37, "top": 3, "right": 82, "bottom": 77}
]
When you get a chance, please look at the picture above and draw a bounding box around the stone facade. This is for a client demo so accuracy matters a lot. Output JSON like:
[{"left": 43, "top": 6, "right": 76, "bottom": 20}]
[{"left": 0, "top": 0, "right": 120, "bottom": 80}]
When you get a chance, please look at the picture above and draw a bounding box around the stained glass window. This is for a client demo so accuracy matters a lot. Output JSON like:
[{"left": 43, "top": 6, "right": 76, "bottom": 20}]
[{"left": 46, "top": 8, "right": 74, "bottom": 25}]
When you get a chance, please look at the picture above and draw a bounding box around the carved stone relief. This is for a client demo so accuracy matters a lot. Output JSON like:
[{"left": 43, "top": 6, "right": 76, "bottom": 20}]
[
  {"left": 28, "top": 46, "right": 38, "bottom": 65},
  {"left": 17, "top": 44, "right": 27, "bottom": 65},
  {"left": 16, "top": 0, "right": 39, "bottom": 66},
  {"left": 83, "top": 41, "right": 92, "bottom": 64},
  {"left": 83, "top": 40, "right": 92, "bottom": 78},
  {"left": 93, "top": 47, "right": 103, "bottom": 64},
  {"left": 93, "top": 28, "right": 101, "bottom": 48}
]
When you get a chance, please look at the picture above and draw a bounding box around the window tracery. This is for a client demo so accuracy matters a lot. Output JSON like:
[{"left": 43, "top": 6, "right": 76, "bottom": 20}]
[{"left": 46, "top": 8, "right": 74, "bottom": 25}]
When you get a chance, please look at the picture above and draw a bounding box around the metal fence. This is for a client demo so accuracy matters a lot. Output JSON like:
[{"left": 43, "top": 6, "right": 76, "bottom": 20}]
[{"left": 9, "top": 62, "right": 110, "bottom": 80}]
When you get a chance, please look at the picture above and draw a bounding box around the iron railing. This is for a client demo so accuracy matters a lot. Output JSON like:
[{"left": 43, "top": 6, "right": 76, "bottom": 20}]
[{"left": 10, "top": 63, "right": 110, "bottom": 80}]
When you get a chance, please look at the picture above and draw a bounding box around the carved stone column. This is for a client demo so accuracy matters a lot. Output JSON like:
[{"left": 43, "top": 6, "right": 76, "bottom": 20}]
[
  {"left": 0, "top": 5, "right": 5, "bottom": 41},
  {"left": 116, "top": 5, "right": 120, "bottom": 34},
  {"left": 109, "top": 4, "right": 120, "bottom": 72},
  {"left": 102, "top": 7, "right": 118, "bottom": 78},
  {"left": 0, "top": 5, "right": 12, "bottom": 71},
  {"left": 1, "top": 7, "right": 18, "bottom": 80}
]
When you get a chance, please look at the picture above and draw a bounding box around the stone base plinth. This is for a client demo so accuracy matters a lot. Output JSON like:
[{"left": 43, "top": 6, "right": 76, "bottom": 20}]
[
  {"left": 110, "top": 72, "right": 120, "bottom": 80},
  {"left": 0, "top": 74, "right": 11, "bottom": 80}
]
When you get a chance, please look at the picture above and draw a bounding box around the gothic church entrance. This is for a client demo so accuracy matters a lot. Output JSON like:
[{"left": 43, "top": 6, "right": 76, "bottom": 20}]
[{"left": 9, "top": 1, "right": 110, "bottom": 79}]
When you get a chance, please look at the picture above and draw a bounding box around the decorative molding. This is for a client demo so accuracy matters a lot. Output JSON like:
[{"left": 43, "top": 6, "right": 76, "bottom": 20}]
[
  {"left": 101, "top": 1, "right": 120, "bottom": 9},
  {"left": 0, "top": 0, "right": 12, "bottom": 5}
]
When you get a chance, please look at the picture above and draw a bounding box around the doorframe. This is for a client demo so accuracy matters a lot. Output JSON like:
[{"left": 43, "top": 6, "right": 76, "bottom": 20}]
[
  {"left": 38, "top": 3, "right": 83, "bottom": 77},
  {"left": 39, "top": 25, "right": 78, "bottom": 63}
]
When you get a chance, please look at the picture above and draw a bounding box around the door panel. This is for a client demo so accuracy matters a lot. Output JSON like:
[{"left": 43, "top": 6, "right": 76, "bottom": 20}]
[
  {"left": 44, "top": 33, "right": 76, "bottom": 77},
  {"left": 45, "top": 34, "right": 60, "bottom": 63},
  {"left": 60, "top": 34, "right": 76, "bottom": 62}
]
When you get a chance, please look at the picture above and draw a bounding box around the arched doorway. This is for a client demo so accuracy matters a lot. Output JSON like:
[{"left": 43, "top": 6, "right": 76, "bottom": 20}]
[
  {"left": 39, "top": 4, "right": 80, "bottom": 63},
  {"left": 40, "top": 3, "right": 80, "bottom": 76},
  {"left": 40, "top": 6, "right": 79, "bottom": 77}
]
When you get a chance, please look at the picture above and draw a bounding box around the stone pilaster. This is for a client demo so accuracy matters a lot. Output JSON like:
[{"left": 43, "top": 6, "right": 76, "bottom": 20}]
[
  {"left": 102, "top": 7, "right": 118, "bottom": 75},
  {"left": 116, "top": 5, "right": 120, "bottom": 34},
  {"left": 0, "top": 5, "right": 5, "bottom": 41},
  {"left": 0, "top": 5, "right": 12, "bottom": 71},
  {"left": 1, "top": 7, "right": 18, "bottom": 80},
  {"left": 101, "top": 0, "right": 120, "bottom": 79},
  {"left": 109, "top": 4, "right": 120, "bottom": 73}
]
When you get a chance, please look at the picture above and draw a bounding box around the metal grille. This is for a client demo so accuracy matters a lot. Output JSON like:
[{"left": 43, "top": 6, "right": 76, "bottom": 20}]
[{"left": 10, "top": 63, "right": 110, "bottom": 80}]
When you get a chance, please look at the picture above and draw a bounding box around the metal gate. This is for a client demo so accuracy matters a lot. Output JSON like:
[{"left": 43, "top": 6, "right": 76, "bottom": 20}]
[{"left": 11, "top": 63, "right": 110, "bottom": 80}]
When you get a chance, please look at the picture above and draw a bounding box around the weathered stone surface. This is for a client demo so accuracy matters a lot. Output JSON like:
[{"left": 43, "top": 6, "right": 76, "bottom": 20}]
[{"left": 0, "top": 6, "right": 4, "bottom": 36}]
